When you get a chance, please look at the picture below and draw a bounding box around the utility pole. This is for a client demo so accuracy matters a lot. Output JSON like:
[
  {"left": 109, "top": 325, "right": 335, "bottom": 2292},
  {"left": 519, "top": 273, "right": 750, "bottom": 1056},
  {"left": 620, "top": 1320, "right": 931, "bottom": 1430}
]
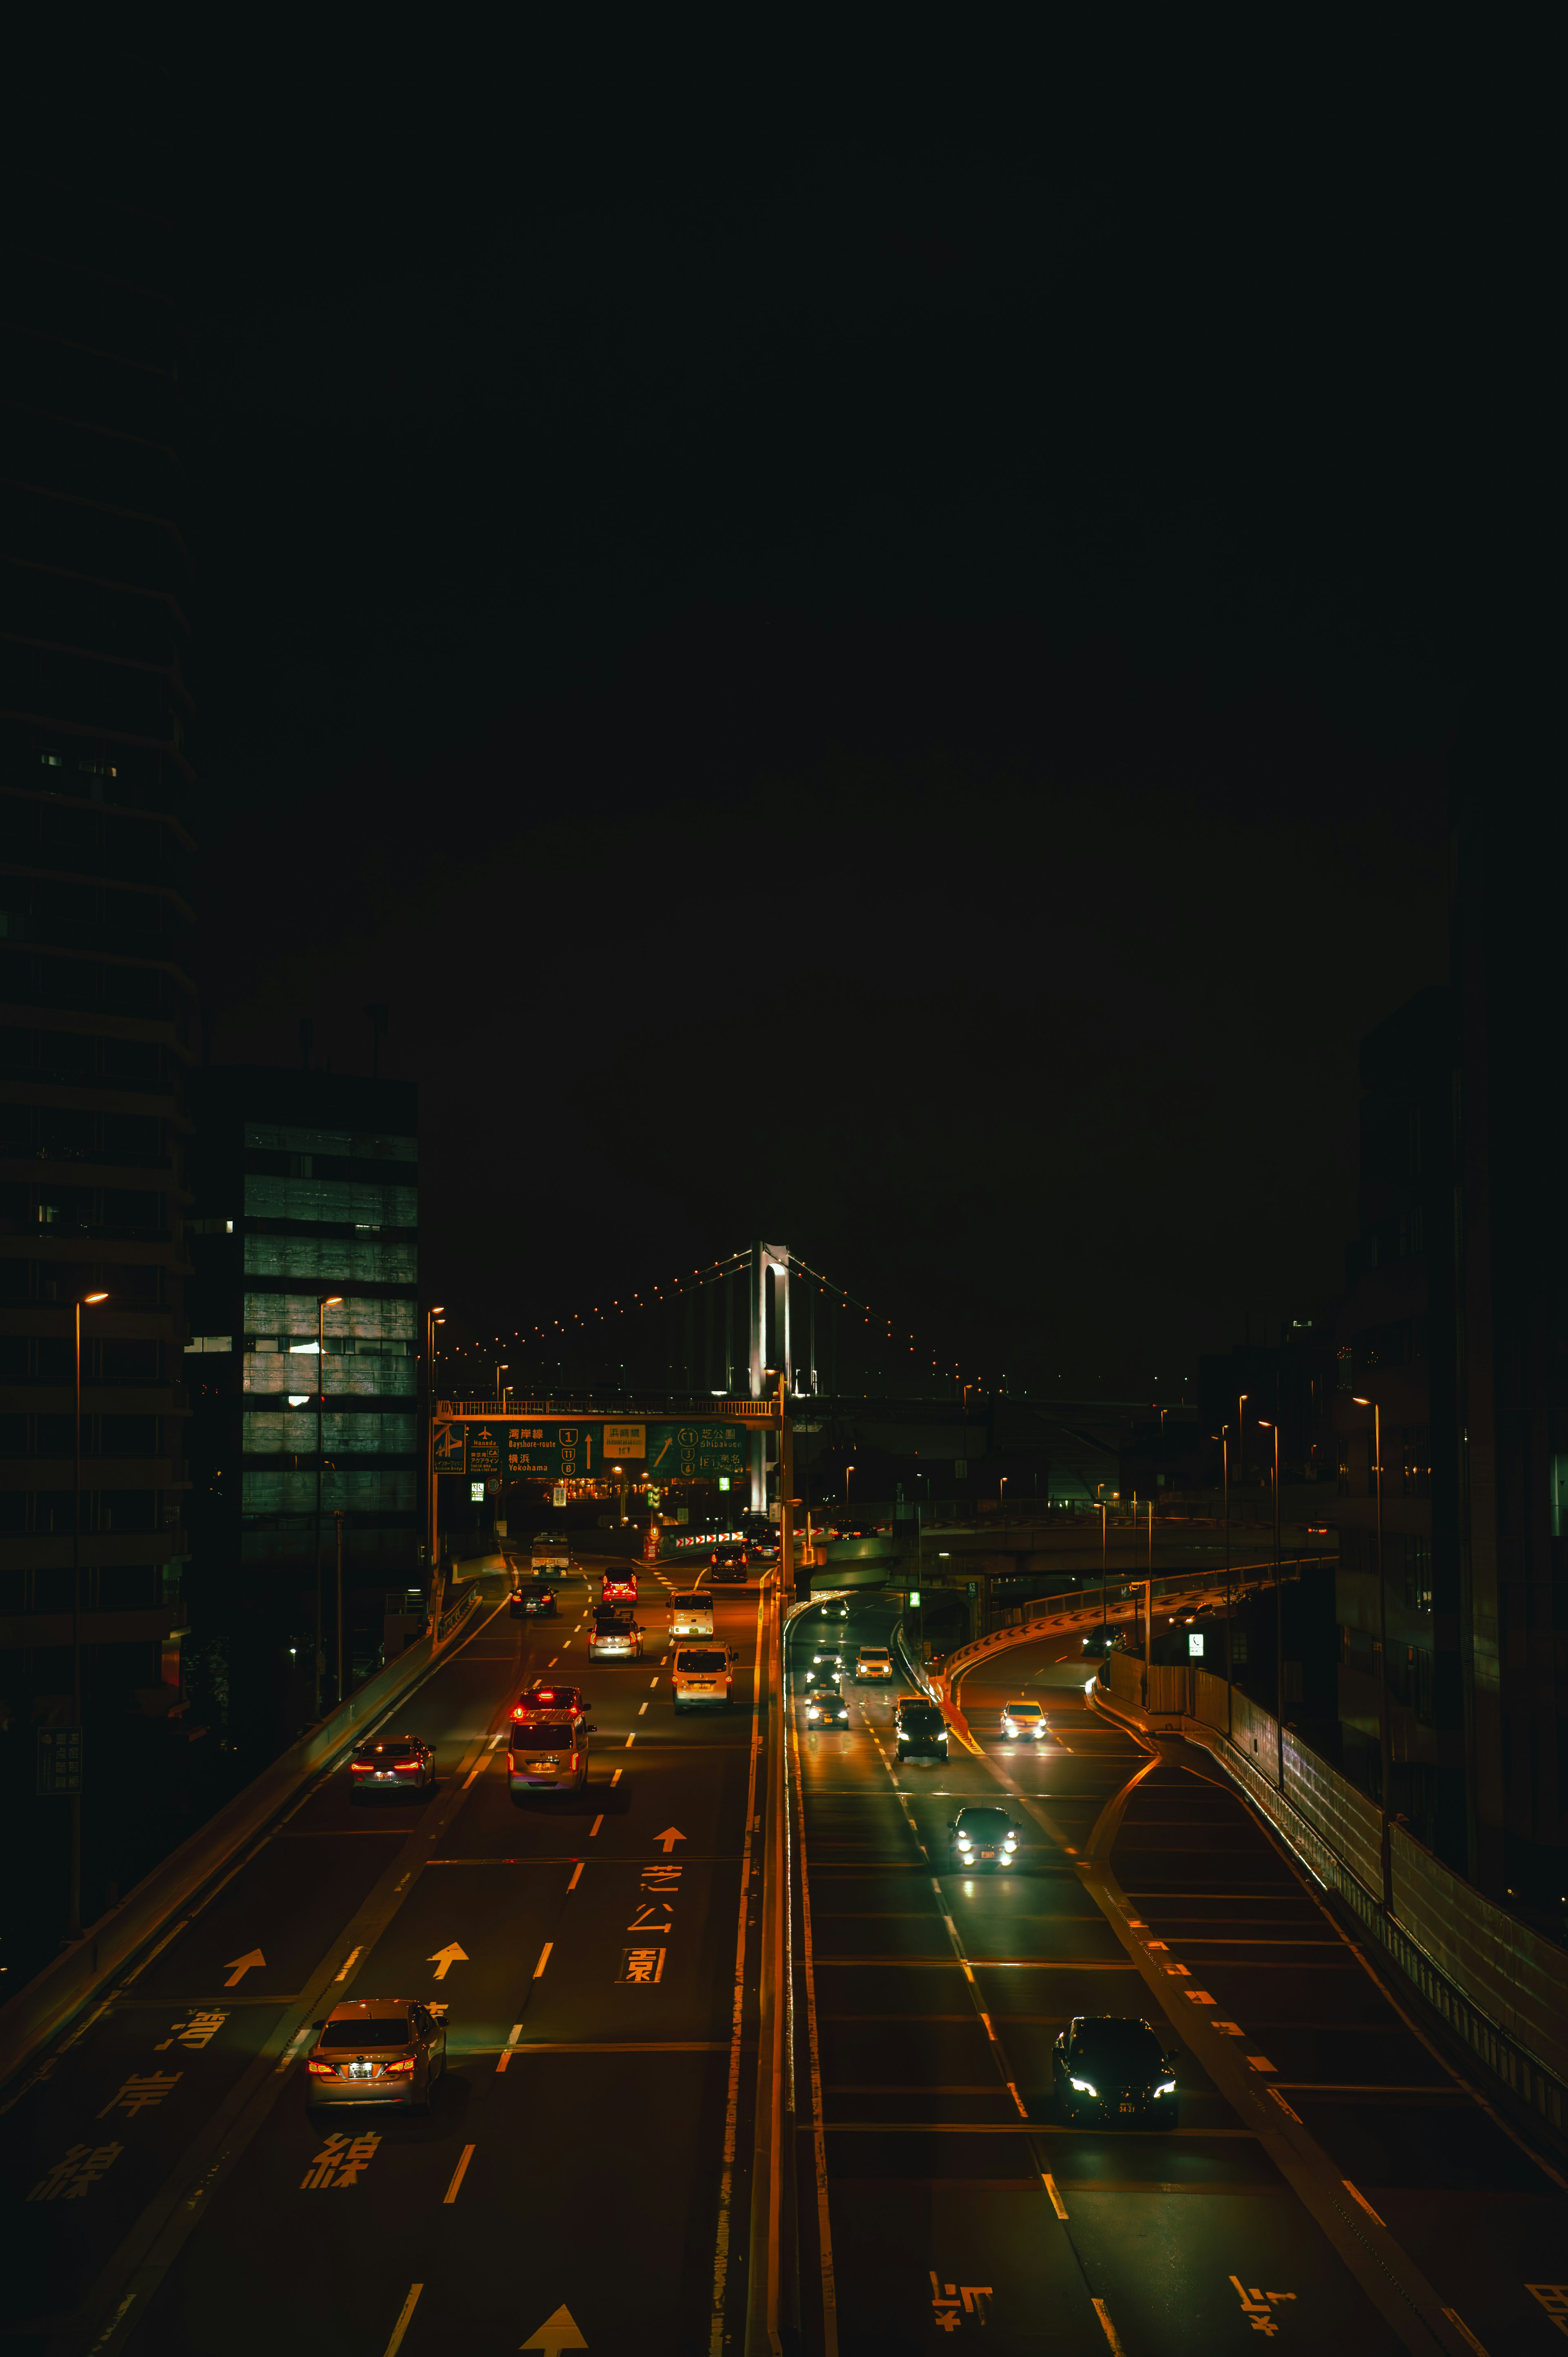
[
  {"left": 334, "top": 1510, "right": 346, "bottom": 1706},
  {"left": 426, "top": 1306, "right": 445, "bottom": 1618},
  {"left": 69, "top": 1289, "right": 109, "bottom": 1939},
  {"left": 1222, "top": 1423, "right": 1232, "bottom": 1741},
  {"left": 1099, "top": 1499, "right": 1107, "bottom": 1650},
  {"left": 313, "top": 1293, "right": 343, "bottom": 1721},
  {"left": 1261, "top": 1418, "right": 1283, "bottom": 1790}
]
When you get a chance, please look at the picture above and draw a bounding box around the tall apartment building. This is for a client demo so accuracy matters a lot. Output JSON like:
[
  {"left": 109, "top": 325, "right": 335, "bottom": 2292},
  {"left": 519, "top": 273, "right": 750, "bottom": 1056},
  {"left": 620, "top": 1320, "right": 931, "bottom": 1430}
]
[
  {"left": 185, "top": 1068, "right": 420, "bottom": 1757},
  {"left": 0, "top": 179, "right": 196, "bottom": 1952}
]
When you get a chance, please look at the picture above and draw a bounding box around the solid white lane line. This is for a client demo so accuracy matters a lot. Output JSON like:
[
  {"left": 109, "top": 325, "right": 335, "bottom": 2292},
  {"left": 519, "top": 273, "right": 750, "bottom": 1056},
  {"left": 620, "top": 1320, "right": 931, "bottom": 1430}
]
[
  {"left": 334, "top": 1945, "right": 363, "bottom": 1981},
  {"left": 567, "top": 1862, "right": 584, "bottom": 1890},
  {"left": 381, "top": 2284, "right": 423, "bottom": 2356},
  {"left": 1343, "top": 2179, "right": 1386, "bottom": 2228},
  {"left": 534, "top": 1942, "right": 553, "bottom": 1978},
  {"left": 442, "top": 2144, "right": 475, "bottom": 2204}
]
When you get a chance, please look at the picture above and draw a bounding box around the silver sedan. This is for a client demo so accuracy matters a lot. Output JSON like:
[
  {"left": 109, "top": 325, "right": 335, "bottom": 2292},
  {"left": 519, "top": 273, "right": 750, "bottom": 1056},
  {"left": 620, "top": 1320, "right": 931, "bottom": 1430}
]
[{"left": 305, "top": 1999, "right": 448, "bottom": 2112}]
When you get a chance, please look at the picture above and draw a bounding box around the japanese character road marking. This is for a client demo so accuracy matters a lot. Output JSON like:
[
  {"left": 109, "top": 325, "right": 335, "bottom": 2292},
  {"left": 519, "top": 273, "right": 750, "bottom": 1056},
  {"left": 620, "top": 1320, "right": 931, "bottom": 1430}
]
[
  {"left": 301, "top": 2130, "right": 381, "bottom": 2190},
  {"left": 617, "top": 1946, "right": 666, "bottom": 1984},
  {"left": 27, "top": 2142, "right": 124, "bottom": 2202},
  {"left": 155, "top": 2010, "right": 228, "bottom": 2052},
  {"left": 98, "top": 2070, "right": 182, "bottom": 2119},
  {"left": 1229, "top": 2278, "right": 1296, "bottom": 2338},
  {"left": 1527, "top": 2284, "right": 1568, "bottom": 2338}
]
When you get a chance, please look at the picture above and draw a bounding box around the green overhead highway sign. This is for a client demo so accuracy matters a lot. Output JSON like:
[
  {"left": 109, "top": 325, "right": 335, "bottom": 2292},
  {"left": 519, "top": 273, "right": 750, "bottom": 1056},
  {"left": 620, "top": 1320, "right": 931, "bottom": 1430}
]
[{"left": 436, "top": 1418, "right": 751, "bottom": 1484}]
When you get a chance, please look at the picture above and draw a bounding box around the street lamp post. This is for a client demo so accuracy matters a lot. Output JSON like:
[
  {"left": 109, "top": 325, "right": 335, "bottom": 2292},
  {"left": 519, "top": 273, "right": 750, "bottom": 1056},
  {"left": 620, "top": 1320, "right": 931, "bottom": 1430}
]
[
  {"left": 313, "top": 1294, "right": 343, "bottom": 1720},
  {"left": 1352, "top": 1396, "right": 1391, "bottom": 1910},
  {"left": 1221, "top": 1423, "right": 1233, "bottom": 1740},
  {"left": 1259, "top": 1419, "right": 1282, "bottom": 1789},
  {"left": 844, "top": 1464, "right": 854, "bottom": 1510},
  {"left": 999, "top": 1474, "right": 1008, "bottom": 1519},
  {"left": 495, "top": 1362, "right": 509, "bottom": 1402},
  {"left": 1099, "top": 1498, "right": 1108, "bottom": 1648},
  {"left": 425, "top": 1307, "right": 445, "bottom": 1612},
  {"left": 69, "top": 1289, "right": 109, "bottom": 1940}
]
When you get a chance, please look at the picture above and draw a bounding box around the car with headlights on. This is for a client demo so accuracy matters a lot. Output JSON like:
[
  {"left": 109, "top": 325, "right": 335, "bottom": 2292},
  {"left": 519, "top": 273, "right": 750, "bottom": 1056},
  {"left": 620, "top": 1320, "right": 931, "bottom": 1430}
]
[
  {"left": 588, "top": 1609, "right": 643, "bottom": 1661},
  {"left": 854, "top": 1645, "right": 893, "bottom": 1684},
  {"left": 947, "top": 1805, "right": 1018, "bottom": 1869},
  {"left": 816, "top": 1597, "right": 849, "bottom": 1622},
  {"left": 803, "top": 1679, "right": 850, "bottom": 1728},
  {"left": 999, "top": 1699, "right": 1047, "bottom": 1741},
  {"left": 305, "top": 1999, "right": 448, "bottom": 2112},
  {"left": 895, "top": 1697, "right": 948, "bottom": 1761},
  {"left": 811, "top": 1646, "right": 845, "bottom": 1672},
  {"left": 348, "top": 1734, "right": 436, "bottom": 1800},
  {"left": 1052, "top": 2015, "right": 1178, "bottom": 2124}
]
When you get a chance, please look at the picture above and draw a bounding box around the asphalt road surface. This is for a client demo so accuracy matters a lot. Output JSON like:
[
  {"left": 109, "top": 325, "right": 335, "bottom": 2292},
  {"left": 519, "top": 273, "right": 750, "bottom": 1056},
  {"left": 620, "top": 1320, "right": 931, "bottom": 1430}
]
[
  {"left": 786, "top": 1601, "right": 1568, "bottom": 2356},
  {"left": 3, "top": 1565, "right": 766, "bottom": 2356}
]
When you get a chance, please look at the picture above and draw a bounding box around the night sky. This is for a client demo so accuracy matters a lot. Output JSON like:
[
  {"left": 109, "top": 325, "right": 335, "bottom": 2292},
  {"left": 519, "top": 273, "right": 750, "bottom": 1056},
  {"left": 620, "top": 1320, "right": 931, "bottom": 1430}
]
[{"left": 156, "top": 53, "right": 1481, "bottom": 1393}]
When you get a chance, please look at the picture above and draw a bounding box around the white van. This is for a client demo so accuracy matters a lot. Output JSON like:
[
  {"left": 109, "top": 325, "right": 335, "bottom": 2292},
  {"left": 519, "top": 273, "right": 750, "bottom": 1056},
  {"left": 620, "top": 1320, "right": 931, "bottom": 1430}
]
[
  {"left": 670, "top": 1590, "right": 714, "bottom": 1638},
  {"left": 672, "top": 1645, "right": 734, "bottom": 1712}
]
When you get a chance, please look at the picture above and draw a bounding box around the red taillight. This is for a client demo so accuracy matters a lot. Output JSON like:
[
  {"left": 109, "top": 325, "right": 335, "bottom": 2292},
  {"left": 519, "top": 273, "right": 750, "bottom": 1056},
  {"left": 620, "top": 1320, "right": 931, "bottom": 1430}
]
[
  {"left": 350, "top": 1761, "right": 374, "bottom": 1773},
  {"left": 307, "top": 2058, "right": 335, "bottom": 2075},
  {"left": 385, "top": 2055, "right": 416, "bottom": 2075},
  {"left": 392, "top": 1759, "right": 420, "bottom": 1771}
]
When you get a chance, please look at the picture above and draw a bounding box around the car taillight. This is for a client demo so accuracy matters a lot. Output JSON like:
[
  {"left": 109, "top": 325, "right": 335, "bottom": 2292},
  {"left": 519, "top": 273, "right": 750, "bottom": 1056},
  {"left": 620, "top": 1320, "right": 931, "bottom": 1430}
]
[
  {"left": 392, "top": 1758, "right": 420, "bottom": 1770},
  {"left": 350, "top": 1761, "right": 374, "bottom": 1773},
  {"left": 307, "top": 2058, "right": 335, "bottom": 2075}
]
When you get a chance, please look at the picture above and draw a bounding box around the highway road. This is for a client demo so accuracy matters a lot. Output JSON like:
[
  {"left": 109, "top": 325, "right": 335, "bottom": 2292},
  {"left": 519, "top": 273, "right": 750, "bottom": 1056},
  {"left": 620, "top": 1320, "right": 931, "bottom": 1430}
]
[
  {"left": 785, "top": 1601, "right": 1568, "bottom": 2355},
  {"left": 2, "top": 1563, "right": 767, "bottom": 2356}
]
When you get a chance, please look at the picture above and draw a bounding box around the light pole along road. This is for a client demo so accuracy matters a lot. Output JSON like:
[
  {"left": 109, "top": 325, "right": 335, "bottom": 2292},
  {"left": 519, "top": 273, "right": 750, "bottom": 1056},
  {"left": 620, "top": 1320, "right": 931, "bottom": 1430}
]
[{"left": 3, "top": 1554, "right": 777, "bottom": 2357}]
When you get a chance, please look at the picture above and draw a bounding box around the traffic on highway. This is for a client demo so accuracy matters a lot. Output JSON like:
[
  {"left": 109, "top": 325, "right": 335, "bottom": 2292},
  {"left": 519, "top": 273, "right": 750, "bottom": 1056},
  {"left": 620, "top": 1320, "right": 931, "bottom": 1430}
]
[{"left": 6, "top": 1553, "right": 1567, "bottom": 2355}]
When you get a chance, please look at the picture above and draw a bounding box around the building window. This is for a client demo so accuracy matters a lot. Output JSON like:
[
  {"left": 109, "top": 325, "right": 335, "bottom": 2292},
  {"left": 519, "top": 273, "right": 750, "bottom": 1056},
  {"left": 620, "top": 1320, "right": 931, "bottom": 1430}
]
[{"left": 1399, "top": 1426, "right": 1431, "bottom": 1500}]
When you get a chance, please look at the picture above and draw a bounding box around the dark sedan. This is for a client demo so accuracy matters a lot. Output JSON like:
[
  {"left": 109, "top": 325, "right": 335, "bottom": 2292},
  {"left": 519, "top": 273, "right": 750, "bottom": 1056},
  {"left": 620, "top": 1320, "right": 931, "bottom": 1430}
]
[
  {"left": 510, "top": 1581, "right": 558, "bottom": 1619},
  {"left": 947, "top": 1805, "right": 1018, "bottom": 1867},
  {"left": 1052, "top": 2014, "right": 1179, "bottom": 2124},
  {"left": 348, "top": 1734, "right": 435, "bottom": 1799}
]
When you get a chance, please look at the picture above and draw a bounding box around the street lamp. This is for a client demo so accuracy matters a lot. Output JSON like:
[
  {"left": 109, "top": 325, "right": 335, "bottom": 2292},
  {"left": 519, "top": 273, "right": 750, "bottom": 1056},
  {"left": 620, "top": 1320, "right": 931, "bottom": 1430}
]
[
  {"left": 1352, "top": 1396, "right": 1391, "bottom": 1910},
  {"left": 69, "top": 1289, "right": 109, "bottom": 1939},
  {"left": 313, "top": 1296, "right": 343, "bottom": 1719},
  {"left": 495, "top": 1362, "right": 509, "bottom": 1402},
  {"left": 425, "top": 1307, "right": 445, "bottom": 1607},
  {"left": 1258, "top": 1419, "right": 1282, "bottom": 1790},
  {"left": 844, "top": 1464, "right": 854, "bottom": 1508},
  {"left": 1099, "top": 1497, "right": 1108, "bottom": 1650},
  {"left": 999, "top": 1474, "right": 1008, "bottom": 1519}
]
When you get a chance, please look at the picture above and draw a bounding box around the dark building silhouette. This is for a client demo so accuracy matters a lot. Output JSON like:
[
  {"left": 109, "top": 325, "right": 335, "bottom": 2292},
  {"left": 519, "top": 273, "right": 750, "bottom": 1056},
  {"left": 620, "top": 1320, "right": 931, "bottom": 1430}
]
[{"left": 0, "top": 175, "right": 197, "bottom": 1953}]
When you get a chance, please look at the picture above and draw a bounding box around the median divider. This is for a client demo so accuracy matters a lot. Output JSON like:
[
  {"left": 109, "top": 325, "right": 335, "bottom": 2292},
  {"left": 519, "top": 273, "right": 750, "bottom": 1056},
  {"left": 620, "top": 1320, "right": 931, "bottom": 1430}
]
[{"left": 0, "top": 1583, "right": 508, "bottom": 2093}]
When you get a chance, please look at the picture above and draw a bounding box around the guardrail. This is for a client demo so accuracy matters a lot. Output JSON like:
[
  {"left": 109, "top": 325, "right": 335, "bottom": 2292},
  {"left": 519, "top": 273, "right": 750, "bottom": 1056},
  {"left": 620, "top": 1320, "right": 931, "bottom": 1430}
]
[{"left": 0, "top": 1586, "right": 506, "bottom": 2093}]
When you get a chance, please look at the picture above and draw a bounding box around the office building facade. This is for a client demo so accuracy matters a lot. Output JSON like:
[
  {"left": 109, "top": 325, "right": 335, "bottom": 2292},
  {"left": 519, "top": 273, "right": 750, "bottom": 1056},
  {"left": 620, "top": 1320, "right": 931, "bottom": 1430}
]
[{"left": 185, "top": 1068, "right": 419, "bottom": 1753}]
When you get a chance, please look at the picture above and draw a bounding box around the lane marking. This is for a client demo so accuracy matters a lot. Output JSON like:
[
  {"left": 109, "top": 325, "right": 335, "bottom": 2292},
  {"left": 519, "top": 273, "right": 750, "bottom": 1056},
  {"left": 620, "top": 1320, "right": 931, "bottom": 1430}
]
[
  {"left": 1042, "top": 2171, "right": 1069, "bottom": 2219},
  {"left": 625, "top": 1733, "right": 636, "bottom": 1747},
  {"left": 1442, "top": 2308, "right": 1490, "bottom": 2355},
  {"left": 547, "top": 1657, "right": 559, "bottom": 1668},
  {"left": 611, "top": 1769, "right": 623, "bottom": 1785},
  {"left": 638, "top": 1703, "right": 649, "bottom": 1716},
  {"left": 462, "top": 1755, "right": 488, "bottom": 1788},
  {"left": 1342, "top": 2178, "right": 1385, "bottom": 2227},
  {"left": 381, "top": 2284, "right": 423, "bottom": 2356},
  {"left": 567, "top": 1862, "right": 584, "bottom": 1891},
  {"left": 442, "top": 2143, "right": 475, "bottom": 2203},
  {"left": 590, "top": 1816, "right": 604, "bottom": 1836},
  {"left": 1092, "top": 2297, "right": 1126, "bottom": 2354},
  {"left": 334, "top": 1946, "right": 363, "bottom": 1981},
  {"left": 488, "top": 1732, "right": 504, "bottom": 1748},
  {"left": 649, "top": 1675, "right": 659, "bottom": 1688},
  {"left": 533, "top": 1942, "right": 553, "bottom": 1978}
]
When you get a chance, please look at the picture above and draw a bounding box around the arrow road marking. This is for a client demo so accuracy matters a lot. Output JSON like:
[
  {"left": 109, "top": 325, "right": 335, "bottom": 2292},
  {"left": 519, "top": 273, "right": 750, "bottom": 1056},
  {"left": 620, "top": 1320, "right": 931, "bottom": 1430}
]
[
  {"left": 225, "top": 1949, "right": 265, "bottom": 1988},
  {"left": 653, "top": 1827, "right": 686, "bottom": 1854},
  {"left": 428, "top": 1942, "right": 469, "bottom": 1981},
  {"left": 521, "top": 2302, "right": 588, "bottom": 2353}
]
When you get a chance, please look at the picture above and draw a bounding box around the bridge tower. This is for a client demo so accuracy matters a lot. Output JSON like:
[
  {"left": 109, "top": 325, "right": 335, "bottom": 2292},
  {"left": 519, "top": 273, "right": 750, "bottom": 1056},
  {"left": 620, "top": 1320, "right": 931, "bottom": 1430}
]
[{"left": 748, "top": 1241, "right": 790, "bottom": 1512}]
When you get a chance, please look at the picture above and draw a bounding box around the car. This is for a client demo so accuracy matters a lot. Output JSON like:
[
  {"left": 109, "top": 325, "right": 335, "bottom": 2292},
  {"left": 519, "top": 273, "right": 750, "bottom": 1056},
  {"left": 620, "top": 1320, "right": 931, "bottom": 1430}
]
[
  {"left": 707, "top": 1544, "right": 748, "bottom": 1583},
  {"left": 305, "top": 1998, "right": 448, "bottom": 2112},
  {"left": 601, "top": 1571, "right": 638, "bottom": 1603},
  {"left": 999, "top": 1699, "right": 1047, "bottom": 1740},
  {"left": 669, "top": 1589, "right": 714, "bottom": 1637},
  {"left": 510, "top": 1581, "right": 558, "bottom": 1619},
  {"left": 672, "top": 1644, "right": 734, "bottom": 1710},
  {"left": 811, "top": 1648, "right": 844, "bottom": 1672},
  {"left": 947, "top": 1805, "right": 1018, "bottom": 1869},
  {"left": 1052, "top": 2015, "right": 1179, "bottom": 2124},
  {"left": 348, "top": 1734, "right": 436, "bottom": 1798},
  {"left": 804, "top": 1681, "right": 850, "bottom": 1726},
  {"left": 895, "top": 1697, "right": 949, "bottom": 1760},
  {"left": 589, "top": 1612, "right": 644, "bottom": 1661},
  {"left": 507, "top": 1706, "right": 596, "bottom": 1796},
  {"left": 512, "top": 1681, "right": 587, "bottom": 1718},
  {"left": 748, "top": 1532, "right": 779, "bottom": 1562},
  {"left": 1081, "top": 1627, "right": 1121, "bottom": 1657},
  {"left": 854, "top": 1646, "right": 893, "bottom": 1683},
  {"left": 817, "top": 1599, "right": 849, "bottom": 1621}
]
